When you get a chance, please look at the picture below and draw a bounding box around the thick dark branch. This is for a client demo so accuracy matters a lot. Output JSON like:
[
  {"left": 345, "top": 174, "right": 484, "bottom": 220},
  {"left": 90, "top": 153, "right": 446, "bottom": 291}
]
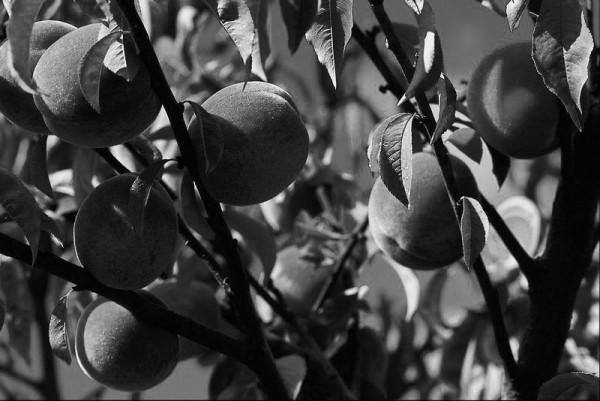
[
  {"left": 113, "top": 1, "right": 289, "bottom": 397},
  {"left": 363, "top": 0, "right": 521, "bottom": 390},
  {"left": 0, "top": 233, "right": 247, "bottom": 361},
  {"left": 480, "top": 195, "right": 537, "bottom": 282}
]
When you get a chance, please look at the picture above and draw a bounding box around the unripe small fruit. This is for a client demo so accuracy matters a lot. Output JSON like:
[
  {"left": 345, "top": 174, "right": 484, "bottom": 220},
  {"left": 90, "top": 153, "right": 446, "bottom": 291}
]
[
  {"left": 73, "top": 173, "right": 178, "bottom": 290},
  {"left": 0, "top": 20, "right": 75, "bottom": 133},
  {"left": 33, "top": 23, "right": 161, "bottom": 148},
  {"left": 368, "top": 152, "right": 479, "bottom": 270},
  {"left": 75, "top": 292, "right": 179, "bottom": 392},
  {"left": 148, "top": 280, "right": 221, "bottom": 360},
  {"left": 189, "top": 82, "right": 309, "bottom": 206},
  {"left": 467, "top": 42, "right": 571, "bottom": 159}
]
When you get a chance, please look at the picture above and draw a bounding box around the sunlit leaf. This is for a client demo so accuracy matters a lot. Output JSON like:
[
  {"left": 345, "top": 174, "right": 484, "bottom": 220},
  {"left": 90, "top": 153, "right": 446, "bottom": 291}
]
[
  {"left": 384, "top": 255, "right": 420, "bottom": 322},
  {"left": 305, "top": 0, "right": 353, "bottom": 88},
  {"left": 6, "top": 0, "right": 44, "bottom": 93},
  {"left": 0, "top": 168, "right": 41, "bottom": 261},
  {"left": 460, "top": 196, "right": 489, "bottom": 268},
  {"left": 431, "top": 74, "right": 457, "bottom": 144},
  {"left": 400, "top": 1, "right": 444, "bottom": 103},
  {"left": 473, "top": 0, "right": 506, "bottom": 17},
  {"left": 27, "top": 135, "right": 54, "bottom": 200},
  {"left": 506, "top": 0, "right": 531, "bottom": 31},
  {"left": 128, "top": 159, "right": 174, "bottom": 234},
  {"left": 378, "top": 113, "right": 415, "bottom": 207},
  {"left": 280, "top": 0, "right": 318, "bottom": 54},
  {"left": 49, "top": 293, "right": 72, "bottom": 365},
  {"left": 404, "top": 0, "right": 424, "bottom": 14},
  {"left": 532, "top": 0, "right": 593, "bottom": 131}
]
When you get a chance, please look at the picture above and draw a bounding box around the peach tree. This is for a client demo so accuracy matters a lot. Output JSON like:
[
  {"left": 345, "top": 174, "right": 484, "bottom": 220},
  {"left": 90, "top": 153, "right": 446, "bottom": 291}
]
[{"left": 0, "top": 0, "right": 598, "bottom": 399}]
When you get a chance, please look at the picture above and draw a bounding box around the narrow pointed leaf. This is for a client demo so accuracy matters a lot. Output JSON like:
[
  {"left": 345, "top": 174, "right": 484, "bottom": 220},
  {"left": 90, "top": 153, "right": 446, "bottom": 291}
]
[
  {"left": 280, "top": 0, "right": 318, "bottom": 53},
  {"left": 0, "top": 168, "right": 41, "bottom": 261},
  {"left": 431, "top": 73, "right": 457, "bottom": 143},
  {"left": 249, "top": 0, "right": 271, "bottom": 81},
  {"left": 185, "top": 100, "right": 224, "bottom": 175},
  {"left": 404, "top": 0, "right": 424, "bottom": 14},
  {"left": 275, "top": 355, "right": 307, "bottom": 399},
  {"left": 28, "top": 135, "right": 54, "bottom": 200},
  {"left": 180, "top": 171, "right": 215, "bottom": 240},
  {"left": 484, "top": 141, "right": 510, "bottom": 188},
  {"left": 532, "top": 0, "right": 593, "bottom": 131},
  {"left": 200, "top": 0, "right": 256, "bottom": 69},
  {"left": 305, "top": 0, "right": 353, "bottom": 88},
  {"left": 446, "top": 128, "right": 483, "bottom": 163},
  {"left": 49, "top": 293, "right": 71, "bottom": 365},
  {"left": 128, "top": 135, "right": 163, "bottom": 164},
  {"left": 474, "top": 0, "right": 506, "bottom": 17},
  {"left": 378, "top": 113, "right": 415, "bottom": 207},
  {"left": 73, "top": 0, "right": 110, "bottom": 20},
  {"left": 460, "top": 196, "right": 489, "bottom": 268},
  {"left": 6, "top": 0, "right": 44, "bottom": 94},
  {"left": 400, "top": 1, "right": 444, "bottom": 103},
  {"left": 103, "top": 31, "right": 140, "bottom": 82},
  {"left": 223, "top": 207, "right": 277, "bottom": 277},
  {"left": 79, "top": 30, "right": 123, "bottom": 113},
  {"left": 41, "top": 212, "right": 64, "bottom": 247},
  {"left": 128, "top": 159, "right": 175, "bottom": 234},
  {"left": 385, "top": 255, "right": 420, "bottom": 322},
  {"left": 506, "top": 0, "right": 530, "bottom": 31}
]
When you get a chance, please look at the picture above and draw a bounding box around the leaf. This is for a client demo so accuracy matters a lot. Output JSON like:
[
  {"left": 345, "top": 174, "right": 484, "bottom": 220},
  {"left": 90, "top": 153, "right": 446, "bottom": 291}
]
[
  {"left": 28, "top": 135, "right": 54, "bottom": 200},
  {"left": 384, "top": 255, "right": 420, "bottom": 322},
  {"left": 400, "top": 1, "right": 444, "bottom": 103},
  {"left": 378, "top": 113, "right": 415, "bottom": 207},
  {"left": 79, "top": 30, "right": 123, "bottom": 113},
  {"left": 473, "top": 0, "right": 506, "bottom": 17},
  {"left": 506, "top": 0, "right": 531, "bottom": 31},
  {"left": 49, "top": 293, "right": 72, "bottom": 365},
  {"left": 404, "top": 0, "right": 424, "bottom": 14},
  {"left": 0, "top": 168, "right": 41, "bottom": 262},
  {"left": 41, "top": 212, "right": 64, "bottom": 247},
  {"left": 460, "top": 196, "right": 489, "bottom": 268},
  {"left": 250, "top": 0, "right": 271, "bottom": 81},
  {"left": 103, "top": 31, "right": 140, "bottom": 82},
  {"left": 446, "top": 128, "right": 483, "bottom": 163},
  {"left": 0, "top": 259, "right": 33, "bottom": 364},
  {"left": 275, "top": 354, "right": 307, "bottom": 399},
  {"left": 485, "top": 141, "right": 510, "bottom": 188},
  {"left": 200, "top": 0, "right": 256, "bottom": 70},
  {"left": 431, "top": 73, "right": 457, "bottom": 143},
  {"left": 73, "top": 0, "right": 110, "bottom": 20},
  {"left": 305, "top": 0, "right": 353, "bottom": 88},
  {"left": 280, "top": 0, "right": 318, "bottom": 54},
  {"left": 538, "top": 372, "right": 600, "bottom": 400},
  {"left": 180, "top": 171, "right": 215, "bottom": 240},
  {"left": 128, "top": 159, "right": 174, "bottom": 234},
  {"left": 6, "top": 0, "right": 44, "bottom": 93},
  {"left": 223, "top": 207, "right": 277, "bottom": 277},
  {"left": 532, "top": 0, "right": 594, "bottom": 131},
  {"left": 184, "top": 101, "right": 224, "bottom": 175},
  {"left": 0, "top": 298, "right": 5, "bottom": 333},
  {"left": 128, "top": 134, "right": 163, "bottom": 164}
]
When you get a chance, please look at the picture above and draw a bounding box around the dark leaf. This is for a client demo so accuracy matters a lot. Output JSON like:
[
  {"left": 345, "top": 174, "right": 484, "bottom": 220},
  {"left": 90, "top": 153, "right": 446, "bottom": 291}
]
[
  {"left": 28, "top": 135, "right": 54, "bottom": 200},
  {"left": 0, "top": 298, "right": 5, "bottom": 333},
  {"left": 128, "top": 135, "right": 163, "bottom": 164},
  {"left": 532, "top": 0, "right": 593, "bottom": 131},
  {"left": 41, "top": 212, "right": 64, "bottom": 247},
  {"left": 49, "top": 293, "right": 71, "bottom": 365},
  {"left": 446, "top": 128, "right": 483, "bottom": 163},
  {"left": 431, "top": 73, "right": 457, "bottom": 144},
  {"left": 538, "top": 372, "right": 600, "bottom": 400},
  {"left": 305, "top": 0, "right": 353, "bottom": 88},
  {"left": 184, "top": 101, "right": 224, "bottom": 175},
  {"left": 250, "top": 0, "right": 271, "bottom": 81},
  {"left": 280, "top": 0, "right": 318, "bottom": 54},
  {"left": 6, "top": 0, "right": 44, "bottom": 93},
  {"left": 180, "top": 170, "right": 215, "bottom": 240},
  {"left": 0, "top": 168, "right": 41, "bottom": 261},
  {"left": 276, "top": 354, "right": 307, "bottom": 399},
  {"left": 73, "top": 0, "right": 110, "bottom": 20},
  {"left": 506, "top": 0, "right": 531, "bottom": 31},
  {"left": 223, "top": 207, "right": 277, "bottom": 277},
  {"left": 79, "top": 30, "right": 123, "bottom": 113},
  {"left": 378, "top": 113, "right": 415, "bottom": 207},
  {"left": 485, "top": 141, "right": 510, "bottom": 188},
  {"left": 128, "top": 159, "right": 175, "bottom": 234},
  {"left": 460, "top": 196, "right": 489, "bottom": 268}
]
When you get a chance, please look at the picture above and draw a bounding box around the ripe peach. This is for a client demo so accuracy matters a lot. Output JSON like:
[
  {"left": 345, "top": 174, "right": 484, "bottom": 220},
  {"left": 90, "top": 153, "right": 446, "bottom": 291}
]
[
  {"left": 0, "top": 20, "right": 75, "bottom": 133},
  {"left": 188, "top": 82, "right": 308, "bottom": 206},
  {"left": 467, "top": 42, "right": 570, "bottom": 159},
  {"left": 73, "top": 173, "right": 178, "bottom": 290},
  {"left": 368, "top": 152, "right": 479, "bottom": 270},
  {"left": 75, "top": 292, "right": 179, "bottom": 392},
  {"left": 33, "top": 23, "right": 161, "bottom": 148},
  {"left": 148, "top": 280, "right": 221, "bottom": 360}
]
